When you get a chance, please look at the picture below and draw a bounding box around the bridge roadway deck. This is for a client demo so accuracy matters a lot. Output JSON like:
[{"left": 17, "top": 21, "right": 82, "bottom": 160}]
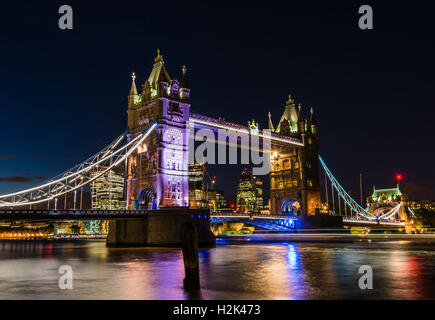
[
  {"left": 0, "top": 209, "right": 288, "bottom": 221},
  {"left": 0, "top": 209, "right": 404, "bottom": 227}
]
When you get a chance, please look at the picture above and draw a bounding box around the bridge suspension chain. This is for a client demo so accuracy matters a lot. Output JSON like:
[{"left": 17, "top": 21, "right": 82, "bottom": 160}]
[
  {"left": 319, "top": 156, "right": 403, "bottom": 221},
  {"left": 319, "top": 156, "right": 376, "bottom": 220},
  {"left": 0, "top": 121, "right": 157, "bottom": 208}
]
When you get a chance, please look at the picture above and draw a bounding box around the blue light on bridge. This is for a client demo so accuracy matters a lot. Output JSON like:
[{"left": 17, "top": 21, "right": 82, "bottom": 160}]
[
  {"left": 198, "top": 215, "right": 201, "bottom": 218},
  {"left": 190, "top": 214, "right": 194, "bottom": 219}
]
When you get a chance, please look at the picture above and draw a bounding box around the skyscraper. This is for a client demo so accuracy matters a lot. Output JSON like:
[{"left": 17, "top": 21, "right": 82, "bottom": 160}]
[
  {"left": 90, "top": 166, "right": 125, "bottom": 210},
  {"left": 236, "top": 168, "right": 263, "bottom": 213},
  {"left": 86, "top": 166, "right": 125, "bottom": 234}
]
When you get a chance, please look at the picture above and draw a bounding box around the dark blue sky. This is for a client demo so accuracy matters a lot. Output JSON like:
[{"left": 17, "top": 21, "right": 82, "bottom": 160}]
[{"left": 0, "top": 1, "right": 434, "bottom": 201}]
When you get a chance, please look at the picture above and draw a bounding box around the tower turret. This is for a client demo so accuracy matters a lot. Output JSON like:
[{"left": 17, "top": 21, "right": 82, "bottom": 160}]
[
  {"left": 127, "top": 72, "right": 140, "bottom": 131},
  {"left": 128, "top": 72, "right": 139, "bottom": 107},
  {"left": 268, "top": 112, "right": 275, "bottom": 131},
  {"left": 309, "top": 107, "right": 317, "bottom": 135},
  {"left": 180, "top": 65, "right": 191, "bottom": 100},
  {"left": 297, "top": 104, "right": 305, "bottom": 134}
]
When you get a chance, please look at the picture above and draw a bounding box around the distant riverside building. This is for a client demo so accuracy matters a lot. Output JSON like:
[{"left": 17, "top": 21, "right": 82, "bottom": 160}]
[
  {"left": 189, "top": 162, "right": 205, "bottom": 208},
  {"left": 367, "top": 185, "right": 408, "bottom": 220},
  {"left": 369, "top": 185, "right": 408, "bottom": 204},
  {"left": 207, "top": 189, "right": 227, "bottom": 213},
  {"left": 236, "top": 168, "right": 263, "bottom": 213},
  {"left": 408, "top": 200, "right": 435, "bottom": 211}
]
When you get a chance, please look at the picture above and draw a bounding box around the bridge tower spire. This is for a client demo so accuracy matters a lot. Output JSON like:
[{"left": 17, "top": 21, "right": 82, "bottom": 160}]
[
  {"left": 180, "top": 65, "right": 190, "bottom": 100},
  {"left": 128, "top": 72, "right": 140, "bottom": 132}
]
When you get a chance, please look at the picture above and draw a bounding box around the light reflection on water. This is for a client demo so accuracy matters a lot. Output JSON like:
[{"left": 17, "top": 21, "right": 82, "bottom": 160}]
[{"left": 0, "top": 238, "right": 433, "bottom": 300}]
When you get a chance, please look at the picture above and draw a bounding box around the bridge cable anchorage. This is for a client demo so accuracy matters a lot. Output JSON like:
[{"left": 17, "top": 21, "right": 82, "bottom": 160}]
[
  {"left": 319, "top": 156, "right": 381, "bottom": 221},
  {"left": 0, "top": 121, "right": 158, "bottom": 208}
]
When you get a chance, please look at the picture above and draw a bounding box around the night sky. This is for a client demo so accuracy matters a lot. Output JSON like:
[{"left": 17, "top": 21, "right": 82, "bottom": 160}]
[{"left": 0, "top": 1, "right": 434, "bottom": 203}]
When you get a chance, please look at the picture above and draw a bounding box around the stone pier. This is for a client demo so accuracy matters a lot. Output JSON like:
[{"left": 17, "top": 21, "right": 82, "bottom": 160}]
[{"left": 106, "top": 208, "right": 215, "bottom": 247}]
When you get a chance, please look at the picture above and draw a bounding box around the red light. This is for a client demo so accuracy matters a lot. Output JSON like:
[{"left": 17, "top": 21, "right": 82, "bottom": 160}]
[
  {"left": 213, "top": 176, "right": 216, "bottom": 180},
  {"left": 230, "top": 204, "right": 235, "bottom": 208},
  {"left": 395, "top": 174, "right": 403, "bottom": 182}
]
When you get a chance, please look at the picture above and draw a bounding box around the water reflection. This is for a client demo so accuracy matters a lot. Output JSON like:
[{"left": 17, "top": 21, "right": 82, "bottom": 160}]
[{"left": 0, "top": 239, "right": 433, "bottom": 300}]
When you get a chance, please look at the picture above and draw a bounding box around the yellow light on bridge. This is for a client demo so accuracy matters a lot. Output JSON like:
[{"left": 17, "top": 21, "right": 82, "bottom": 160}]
[
  {"left": 271, "top": 151, "right": 278, "bottom": 160},
  {"left": 138, "top": 144, "right": 147, "bottom": 153}
]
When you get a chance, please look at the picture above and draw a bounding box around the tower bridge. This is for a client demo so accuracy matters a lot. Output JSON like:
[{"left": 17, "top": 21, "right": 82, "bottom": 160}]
[{"left": 0, "top": 50, "right": 410, "bottom": 243}]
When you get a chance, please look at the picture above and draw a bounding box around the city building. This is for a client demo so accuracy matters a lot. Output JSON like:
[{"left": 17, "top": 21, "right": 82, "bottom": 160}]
[
  {"left": 408, "top": 200, "right": 435, "bottom": 211},
  {"left": 90, "top": 166, "right": 125, "bottom": 209},
  {"left": 236, "top": 168, "right": 263, "bottom": 213},
  {"left": 85, "top": 165, "right": 125, "bottom": 234}
]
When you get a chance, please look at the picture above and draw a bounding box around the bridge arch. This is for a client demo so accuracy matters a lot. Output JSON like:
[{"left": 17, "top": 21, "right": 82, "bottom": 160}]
[
  {"left": 281, "top": 200, "right": 300, "bottom": 216},
  {"left": 137, "top": 188, "right": 156, "bottom": 210}
]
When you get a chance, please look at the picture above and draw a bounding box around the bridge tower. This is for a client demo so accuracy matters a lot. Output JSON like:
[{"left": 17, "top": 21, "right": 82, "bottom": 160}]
[
  {"left": 269, "top": 96, "right": 321, "bottom": 216},
  {"left": 126, "top": 50, "right": 191, "bottom": 209}
]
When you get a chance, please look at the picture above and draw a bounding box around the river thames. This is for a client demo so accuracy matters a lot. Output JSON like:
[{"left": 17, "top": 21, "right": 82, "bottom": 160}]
[{"left": 0, "top": 236, "right": 434, "bottom": 300}]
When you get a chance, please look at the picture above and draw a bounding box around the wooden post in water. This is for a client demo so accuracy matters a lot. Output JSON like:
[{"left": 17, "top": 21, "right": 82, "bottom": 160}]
[{"left": 181, "top": 221, "right": 200, "bottom": 290}]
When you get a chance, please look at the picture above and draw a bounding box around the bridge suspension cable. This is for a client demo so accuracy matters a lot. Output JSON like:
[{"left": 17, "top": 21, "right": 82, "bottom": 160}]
[
  {"left": 319, "top": 156, "right": 403, "bottom": 221},
  {"left": 319, "top": 156, "right": 376, "bottom": 220},
  {"left": 0, "top": 121, "right": 157, "bottom": 208},
  {"left": 378, "top": 202, "right": 402, "bottom": 220}
]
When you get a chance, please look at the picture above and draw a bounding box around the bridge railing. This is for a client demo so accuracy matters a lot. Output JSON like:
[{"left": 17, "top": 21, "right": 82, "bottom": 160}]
[{"left": 210, "top": 212, "right": 295, "bottom": 219}]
